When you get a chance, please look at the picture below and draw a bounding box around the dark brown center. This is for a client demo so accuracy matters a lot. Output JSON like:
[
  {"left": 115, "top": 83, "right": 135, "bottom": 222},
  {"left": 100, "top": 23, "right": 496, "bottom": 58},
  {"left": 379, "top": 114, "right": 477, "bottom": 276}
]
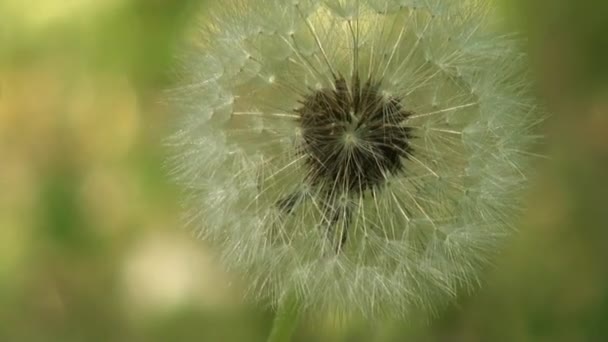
[
  {"left": 276, "top": 75, "right": 414, "bottom": 250},
  {"left": 296, "top": 76, "right": 414, "bottom": 194}
]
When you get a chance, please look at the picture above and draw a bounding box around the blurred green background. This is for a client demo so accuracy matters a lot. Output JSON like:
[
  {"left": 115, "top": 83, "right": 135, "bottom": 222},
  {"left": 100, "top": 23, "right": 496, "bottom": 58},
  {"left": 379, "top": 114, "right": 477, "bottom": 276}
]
[{"left": 1, "top": 0, "right": 607, "bottom": 341}]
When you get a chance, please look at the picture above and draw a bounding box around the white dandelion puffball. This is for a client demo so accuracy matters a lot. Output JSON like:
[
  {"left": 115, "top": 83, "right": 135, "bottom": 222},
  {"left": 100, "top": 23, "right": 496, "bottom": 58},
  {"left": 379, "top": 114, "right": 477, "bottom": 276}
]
[{"left": 169, "top": 0, "right": 540, "bottom": 317}]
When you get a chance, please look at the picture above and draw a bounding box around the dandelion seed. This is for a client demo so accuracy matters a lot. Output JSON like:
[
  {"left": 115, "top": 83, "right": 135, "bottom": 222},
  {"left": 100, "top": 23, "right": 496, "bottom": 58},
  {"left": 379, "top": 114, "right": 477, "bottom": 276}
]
[{"left": 168, "top": 0, "right": 543, "bottom": 319}]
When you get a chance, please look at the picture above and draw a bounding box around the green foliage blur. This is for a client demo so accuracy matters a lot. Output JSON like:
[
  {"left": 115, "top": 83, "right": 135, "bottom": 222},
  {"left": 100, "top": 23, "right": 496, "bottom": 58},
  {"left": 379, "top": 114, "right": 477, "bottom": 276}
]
[{"left": 1, "top": 0, "right": 607, "bottom": 341}]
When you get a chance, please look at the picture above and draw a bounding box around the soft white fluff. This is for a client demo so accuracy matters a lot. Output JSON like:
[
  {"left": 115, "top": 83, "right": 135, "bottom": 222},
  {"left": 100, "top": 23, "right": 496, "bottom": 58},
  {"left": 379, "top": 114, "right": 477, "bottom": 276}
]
[{"left": 168, "top": 0, "right": 541, "bottom": 318}]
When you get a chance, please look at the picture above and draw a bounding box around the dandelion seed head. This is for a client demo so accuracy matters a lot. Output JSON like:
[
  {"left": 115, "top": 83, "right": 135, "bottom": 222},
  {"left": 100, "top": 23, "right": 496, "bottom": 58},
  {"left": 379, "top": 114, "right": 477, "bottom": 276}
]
[{"left": 168, "top": 0, "right": 542, "bottom": 318}]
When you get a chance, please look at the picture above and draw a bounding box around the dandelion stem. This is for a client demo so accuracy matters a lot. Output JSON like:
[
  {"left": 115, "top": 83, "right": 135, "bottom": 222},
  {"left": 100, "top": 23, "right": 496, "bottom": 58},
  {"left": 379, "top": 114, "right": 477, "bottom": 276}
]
[{"left": 267, "top": 294, "right": 301, "bottom": 342}]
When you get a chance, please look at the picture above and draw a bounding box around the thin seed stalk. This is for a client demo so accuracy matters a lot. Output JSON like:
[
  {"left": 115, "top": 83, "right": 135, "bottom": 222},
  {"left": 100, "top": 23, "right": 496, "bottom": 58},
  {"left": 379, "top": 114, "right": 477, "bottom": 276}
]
[{"left": 267, "top": 294, "right": 301, "bottom": 342}]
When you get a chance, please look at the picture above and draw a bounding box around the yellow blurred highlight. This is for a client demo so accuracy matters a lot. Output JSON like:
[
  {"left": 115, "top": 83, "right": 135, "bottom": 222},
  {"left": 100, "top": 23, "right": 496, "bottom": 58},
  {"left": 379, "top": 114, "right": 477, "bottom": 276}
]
[
  {"left": 122, "top": 233, "right": 238, "bottom": 315},
  {"left": 3, "top": 0, "right": 127, "bottom": 32}
]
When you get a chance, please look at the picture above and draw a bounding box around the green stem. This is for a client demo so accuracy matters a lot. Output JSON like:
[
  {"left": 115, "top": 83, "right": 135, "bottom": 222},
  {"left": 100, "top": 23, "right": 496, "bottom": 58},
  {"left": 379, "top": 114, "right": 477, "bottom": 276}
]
[{"left": 267, "top": 294, "right": 301, "bottom": 342}]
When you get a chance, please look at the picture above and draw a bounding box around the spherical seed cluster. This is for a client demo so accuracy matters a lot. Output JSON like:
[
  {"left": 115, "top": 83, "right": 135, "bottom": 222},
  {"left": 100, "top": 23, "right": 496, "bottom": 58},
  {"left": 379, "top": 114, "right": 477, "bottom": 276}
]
[{"left": 169, "top": 0, "right": 540, "bottom": 317}]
